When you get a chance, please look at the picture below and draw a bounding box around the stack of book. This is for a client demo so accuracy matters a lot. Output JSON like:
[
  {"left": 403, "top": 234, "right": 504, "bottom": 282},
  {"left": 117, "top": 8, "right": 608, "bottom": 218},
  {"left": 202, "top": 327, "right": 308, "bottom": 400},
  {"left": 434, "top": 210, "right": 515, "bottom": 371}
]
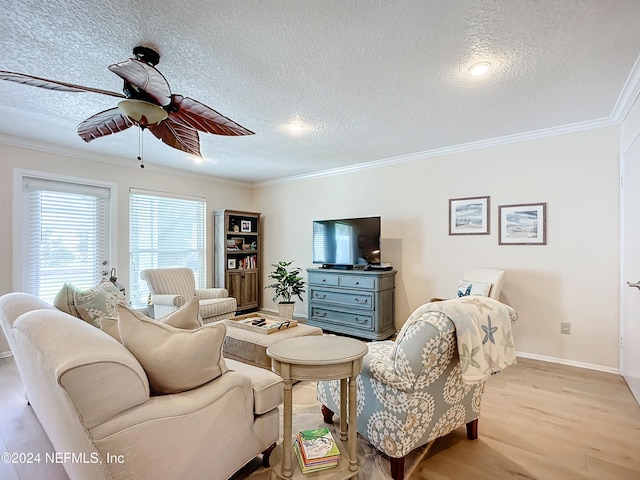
[{"left": 293, "top": 427, "right": 340, "bottom": 473}]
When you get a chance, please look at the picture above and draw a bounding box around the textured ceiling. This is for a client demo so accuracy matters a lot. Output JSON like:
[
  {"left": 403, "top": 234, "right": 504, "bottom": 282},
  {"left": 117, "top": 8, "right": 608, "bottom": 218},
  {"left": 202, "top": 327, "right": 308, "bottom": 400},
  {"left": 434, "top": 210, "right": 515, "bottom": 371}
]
[{"left": 1, "top": 0, "right": 639, "bottom": 183}]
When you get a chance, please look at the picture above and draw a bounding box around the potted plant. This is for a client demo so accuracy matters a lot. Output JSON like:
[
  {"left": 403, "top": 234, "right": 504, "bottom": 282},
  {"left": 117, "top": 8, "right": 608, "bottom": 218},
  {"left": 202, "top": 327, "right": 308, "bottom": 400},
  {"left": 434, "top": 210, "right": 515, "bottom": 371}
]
[{"left": 265, "top": 260, "right": 306, "bottom": 319}]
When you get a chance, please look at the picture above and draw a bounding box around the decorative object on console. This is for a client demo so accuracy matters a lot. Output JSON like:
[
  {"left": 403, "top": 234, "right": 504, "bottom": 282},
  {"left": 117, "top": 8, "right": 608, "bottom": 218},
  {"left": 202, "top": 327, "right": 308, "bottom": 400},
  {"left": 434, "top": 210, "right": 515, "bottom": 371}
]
[
  {"left": 449, "top": 196, "right": 490, "bottom": 235},
  {"left": 265, "top": 261, "right": 306, "bottom": 320},
  {"left": 0, "top": 46, "right": 254, "bottom": 165},
  {"left": 498, "top": 202, "right": 547, "bottom": 245}
]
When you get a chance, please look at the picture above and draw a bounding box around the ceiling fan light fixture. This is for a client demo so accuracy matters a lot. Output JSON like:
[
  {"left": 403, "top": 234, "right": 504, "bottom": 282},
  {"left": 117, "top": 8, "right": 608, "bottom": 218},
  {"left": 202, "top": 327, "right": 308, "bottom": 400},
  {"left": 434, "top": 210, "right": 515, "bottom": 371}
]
[
  {"left": 117, "top": 99, "right": 167, "bottom": 126},
  {"left": 469, "top": 61, "right": 491, "bottom": 77}
]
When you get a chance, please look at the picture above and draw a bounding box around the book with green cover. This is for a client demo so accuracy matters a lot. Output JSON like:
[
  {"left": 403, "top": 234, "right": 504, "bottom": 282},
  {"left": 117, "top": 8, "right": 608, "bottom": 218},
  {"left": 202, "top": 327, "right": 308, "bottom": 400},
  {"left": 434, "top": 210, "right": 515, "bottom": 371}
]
[
  {"left": 294, "top": 438, "right": 338, "bottom": 473},
  {"left": 297, "top": 427, "right": 340, "bottom": 460}
]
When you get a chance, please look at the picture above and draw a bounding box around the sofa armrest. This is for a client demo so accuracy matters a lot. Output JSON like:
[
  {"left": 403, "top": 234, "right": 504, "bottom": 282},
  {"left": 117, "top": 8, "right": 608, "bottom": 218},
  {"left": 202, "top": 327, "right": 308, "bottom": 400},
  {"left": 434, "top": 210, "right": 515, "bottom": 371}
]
[
  {"left": 151, "top": 294, "right": 185, "bottom": 307},
  {"left": 195, "top": 288, "right": 229, "bottom": 300},
  {"left": 90, "top": 370, "right": 253, "bottom": 438}
]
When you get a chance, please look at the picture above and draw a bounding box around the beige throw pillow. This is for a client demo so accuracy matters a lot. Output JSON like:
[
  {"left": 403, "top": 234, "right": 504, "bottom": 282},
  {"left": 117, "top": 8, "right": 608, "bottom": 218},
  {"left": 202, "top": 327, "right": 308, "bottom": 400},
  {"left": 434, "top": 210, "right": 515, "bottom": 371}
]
[
  {"left": 117, "top": 302, "right": 228, "bottom": 395},
  {"left": 53, "top": 283, "right": 82, "bottom": 318},
  {"left": 74, "top": 278, "right": 126, "bottom": 327},
  {"left": 101, "top": 296, "right": 202, "bottom": 342}
]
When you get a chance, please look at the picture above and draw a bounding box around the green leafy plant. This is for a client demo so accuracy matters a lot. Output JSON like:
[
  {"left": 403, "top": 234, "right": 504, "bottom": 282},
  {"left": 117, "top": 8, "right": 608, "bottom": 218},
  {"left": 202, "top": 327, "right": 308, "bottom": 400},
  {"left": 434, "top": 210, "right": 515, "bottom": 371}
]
[{"left": 265, "top": 261, "right": 306, "bottom": 303}]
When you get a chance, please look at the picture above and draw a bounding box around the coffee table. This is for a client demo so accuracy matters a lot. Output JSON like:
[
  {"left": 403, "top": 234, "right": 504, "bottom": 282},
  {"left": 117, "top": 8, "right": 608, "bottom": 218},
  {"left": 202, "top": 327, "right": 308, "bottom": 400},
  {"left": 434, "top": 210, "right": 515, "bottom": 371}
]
[
  {"left": 267, "top": 336, "right": 368, "bottom": 480},
  {"left": 223, "top": 314, "right": 323, "bottom": 369}
]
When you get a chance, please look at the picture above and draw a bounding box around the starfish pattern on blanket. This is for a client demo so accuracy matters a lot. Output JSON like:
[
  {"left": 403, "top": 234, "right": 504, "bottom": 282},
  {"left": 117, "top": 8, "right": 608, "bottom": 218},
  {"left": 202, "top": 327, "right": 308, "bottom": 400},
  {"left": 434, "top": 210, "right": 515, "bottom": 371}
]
[
  {"left": 481, "top": 315, "right": 498, "bottom": 344},
  {"left": 460, "top": 297, "right": 493, "bottom": 315},
  {"left": 459, "top": 343, "right": 481, "bottom": 373}
]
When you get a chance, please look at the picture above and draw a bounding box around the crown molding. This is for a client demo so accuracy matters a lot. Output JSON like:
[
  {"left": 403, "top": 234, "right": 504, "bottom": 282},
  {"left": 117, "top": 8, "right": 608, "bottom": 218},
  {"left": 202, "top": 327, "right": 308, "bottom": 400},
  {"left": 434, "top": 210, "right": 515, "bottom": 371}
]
[
  {"left": 256, "top": 116, "right": 618, "bottom": 187},
  {"left": 611, "top": 53, "right": 640, "bottom": 123}
]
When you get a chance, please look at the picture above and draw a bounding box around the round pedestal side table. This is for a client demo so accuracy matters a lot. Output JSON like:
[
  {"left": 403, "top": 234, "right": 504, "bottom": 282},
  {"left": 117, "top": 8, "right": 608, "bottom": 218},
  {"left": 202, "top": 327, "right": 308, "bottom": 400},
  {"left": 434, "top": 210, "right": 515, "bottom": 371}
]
[{"left": 267, "top": 336, "right": 368, "bottom": 480}]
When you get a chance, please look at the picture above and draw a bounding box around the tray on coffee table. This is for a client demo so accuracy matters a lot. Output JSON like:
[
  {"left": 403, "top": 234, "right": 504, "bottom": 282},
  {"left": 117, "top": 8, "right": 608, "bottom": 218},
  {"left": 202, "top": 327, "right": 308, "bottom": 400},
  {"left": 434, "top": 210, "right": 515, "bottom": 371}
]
[{"left": 224, "top": 313, "right": 298, "bottom": 334}]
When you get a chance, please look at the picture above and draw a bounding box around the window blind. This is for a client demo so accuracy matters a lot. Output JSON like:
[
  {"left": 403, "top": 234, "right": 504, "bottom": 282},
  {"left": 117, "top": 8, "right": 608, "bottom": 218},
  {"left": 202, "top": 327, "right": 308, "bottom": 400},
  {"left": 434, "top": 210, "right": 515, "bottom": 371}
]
[
  {"left": 129, "top": 189, "right": 206, "bottom": 308},
  {"left": 22, "top": 177, "right": 111, "bottom": 304}
]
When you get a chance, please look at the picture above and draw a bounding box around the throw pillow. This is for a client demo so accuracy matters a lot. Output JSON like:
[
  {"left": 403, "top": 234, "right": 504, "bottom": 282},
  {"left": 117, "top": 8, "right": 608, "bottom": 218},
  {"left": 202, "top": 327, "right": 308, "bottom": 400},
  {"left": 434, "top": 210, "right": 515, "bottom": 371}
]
[
  {"left": 74, "top": 278, "right": 126, "bottom": 327},
  {"left": 117, "top": 302, "right": 228, "bottom": 395},
  {"left": 53, "top": 283, "right": 83, "bottom": 318},
  {"left": 456, "top": 280, "right": 492, "bottom": 298},
  {"left": 100, "top": 296, "right": 202, "bottom": 342}
]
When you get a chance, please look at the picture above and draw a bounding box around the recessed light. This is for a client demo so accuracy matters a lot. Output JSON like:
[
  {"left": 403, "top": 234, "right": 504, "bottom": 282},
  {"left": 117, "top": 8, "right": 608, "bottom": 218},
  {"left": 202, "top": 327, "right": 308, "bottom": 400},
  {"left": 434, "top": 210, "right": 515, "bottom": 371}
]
[
  {"left": 469, "top": 61, "right": 491, "bottom": 76},
  {"left": 289, "top": 122, "right": 304, "bottom": 132}
]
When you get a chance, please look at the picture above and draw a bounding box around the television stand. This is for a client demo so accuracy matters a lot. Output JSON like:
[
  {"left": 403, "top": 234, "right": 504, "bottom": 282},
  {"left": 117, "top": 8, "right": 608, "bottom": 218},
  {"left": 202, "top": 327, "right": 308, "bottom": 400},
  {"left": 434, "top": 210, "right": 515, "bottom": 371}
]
[{"left": 306, "top": 268, "right": 396, "bottom": 340}]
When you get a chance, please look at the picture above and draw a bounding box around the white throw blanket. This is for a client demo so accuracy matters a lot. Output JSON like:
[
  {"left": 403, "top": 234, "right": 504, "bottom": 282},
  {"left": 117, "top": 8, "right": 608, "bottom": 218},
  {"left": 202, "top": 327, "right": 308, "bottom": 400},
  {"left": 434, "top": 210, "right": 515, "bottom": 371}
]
[{"left": 428, "top": 297, "right": 518, "bottom": 384}]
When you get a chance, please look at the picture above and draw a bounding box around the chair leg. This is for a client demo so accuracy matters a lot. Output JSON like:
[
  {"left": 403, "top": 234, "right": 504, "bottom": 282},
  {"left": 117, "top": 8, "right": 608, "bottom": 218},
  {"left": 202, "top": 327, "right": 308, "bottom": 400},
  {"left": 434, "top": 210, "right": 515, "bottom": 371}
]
[
  {"left": 321, "top": 405, "right": 335, "bottom": 424},
  {"left": 262, "top": 442, "right": 276, "bottom": 467},
  {"left": 390, "top": 455, "right": 405, "bottom": 480},
  {"left": 466, "top": 418, "right": 478, "bottom": 440}
]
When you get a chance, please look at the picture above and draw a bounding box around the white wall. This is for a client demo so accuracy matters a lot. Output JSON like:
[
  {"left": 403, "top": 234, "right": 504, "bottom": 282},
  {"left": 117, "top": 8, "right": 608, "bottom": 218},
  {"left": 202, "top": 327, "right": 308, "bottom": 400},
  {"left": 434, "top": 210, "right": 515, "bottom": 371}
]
[
  {"left": 0, "top": 126, "right": 622, "bottom": 370},
  {"left": 254, "top": 126, "right": 621, "bottom": 370},
  {"left": 0, "top": 143, "right": 253, "bottom": 355}
]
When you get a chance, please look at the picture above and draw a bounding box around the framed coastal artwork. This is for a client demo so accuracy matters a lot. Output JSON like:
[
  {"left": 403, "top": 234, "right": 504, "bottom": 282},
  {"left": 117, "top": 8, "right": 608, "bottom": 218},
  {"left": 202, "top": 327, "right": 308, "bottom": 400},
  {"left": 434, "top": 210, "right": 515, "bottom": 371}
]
[
  {"left": 498, "top": 203, "right": 547, "bottom": 245},
  {"left": 449, "top": 196, "right": 490, "bottom": 235}
]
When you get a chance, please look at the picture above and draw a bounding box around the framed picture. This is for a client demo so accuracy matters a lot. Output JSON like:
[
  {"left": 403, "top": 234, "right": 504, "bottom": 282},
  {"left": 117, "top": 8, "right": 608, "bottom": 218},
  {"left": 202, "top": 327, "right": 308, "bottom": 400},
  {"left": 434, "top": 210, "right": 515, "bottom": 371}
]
[
  {"left": 498, "top": 203, "right": 547, "bottom": 245},
  {"left": 449, "top": 196, "right": 490, "bottom": 235},
  {"left": 227, "top": 258, "right": 237, "bottom": 269},
  {"left": 240, "top": 220, "right": 252, "bottom": 232}
]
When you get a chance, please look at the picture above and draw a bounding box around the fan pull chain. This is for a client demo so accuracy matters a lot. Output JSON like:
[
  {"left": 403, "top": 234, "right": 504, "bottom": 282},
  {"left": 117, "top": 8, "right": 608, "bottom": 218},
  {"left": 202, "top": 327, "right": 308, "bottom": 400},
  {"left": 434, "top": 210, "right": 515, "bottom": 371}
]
[{"left": 137, "top": 127, "right": 145, "bottom": 168}]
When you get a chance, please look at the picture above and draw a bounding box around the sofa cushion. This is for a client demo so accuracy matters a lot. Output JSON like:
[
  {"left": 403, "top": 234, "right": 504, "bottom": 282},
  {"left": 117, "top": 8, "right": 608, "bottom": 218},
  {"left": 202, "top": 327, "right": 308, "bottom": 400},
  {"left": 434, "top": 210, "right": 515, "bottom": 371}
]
[
  {"left": 225, "top": 359, "right": 283, "bottom": 414},
  {"left": 53, "top": 283, "right": 82, "bottom": 318},
  {"left": 456, "top": 280, "right": 492, "bottom": 298},
  {"left": 117, "top": 302, "right": 228, "bottom": 395},
  {"left": 74, "top": 279, "right": 126, "bottom": 327},
  {"left": 101, "top": 297, "right": 202, "bottom": 342}
]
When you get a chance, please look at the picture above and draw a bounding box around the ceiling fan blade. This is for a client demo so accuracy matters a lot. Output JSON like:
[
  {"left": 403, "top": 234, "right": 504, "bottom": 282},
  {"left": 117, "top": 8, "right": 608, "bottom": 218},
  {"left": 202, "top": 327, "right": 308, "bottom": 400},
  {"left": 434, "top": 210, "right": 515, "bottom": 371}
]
[
  {"left": 169, "top": 95, "right": 255, "bottom": 136},
  {"left": 77, "top": 108, "right": 134, "bottom": 143},
  {"left": 0, "top": 70, "right": 125, "bottom": 98},
  {"left": 149, "top": 117, "right": 201, "bottom": 156},
  {"left": 108, "top": 59, "right": 171, "bottom": 106}
]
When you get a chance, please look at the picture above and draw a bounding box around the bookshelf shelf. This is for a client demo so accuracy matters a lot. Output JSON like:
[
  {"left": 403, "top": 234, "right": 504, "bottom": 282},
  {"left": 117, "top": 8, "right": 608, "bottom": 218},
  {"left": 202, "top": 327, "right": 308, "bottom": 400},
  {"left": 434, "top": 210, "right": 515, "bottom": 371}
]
[{"left": 214, "top": 209, "right": 261, "bottom": 312}]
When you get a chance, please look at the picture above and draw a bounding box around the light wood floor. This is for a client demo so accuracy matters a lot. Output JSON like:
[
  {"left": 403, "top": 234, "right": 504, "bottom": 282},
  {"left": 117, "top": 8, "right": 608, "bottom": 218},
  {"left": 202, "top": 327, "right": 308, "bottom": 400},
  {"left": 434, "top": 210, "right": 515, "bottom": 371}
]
[{"left": 1, "top": 356, "right": 639, "bottom": 479}]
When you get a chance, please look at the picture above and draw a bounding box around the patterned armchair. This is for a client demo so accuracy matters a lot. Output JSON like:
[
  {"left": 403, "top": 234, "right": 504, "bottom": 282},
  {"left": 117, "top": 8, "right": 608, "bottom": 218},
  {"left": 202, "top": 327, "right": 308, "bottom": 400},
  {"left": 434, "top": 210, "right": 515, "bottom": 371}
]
[
  {"left": 317, "top": 297, "right": 517, "bottom": 480},
  {"left": 140, "top": 268, "right": 237, "bottom": 324}
]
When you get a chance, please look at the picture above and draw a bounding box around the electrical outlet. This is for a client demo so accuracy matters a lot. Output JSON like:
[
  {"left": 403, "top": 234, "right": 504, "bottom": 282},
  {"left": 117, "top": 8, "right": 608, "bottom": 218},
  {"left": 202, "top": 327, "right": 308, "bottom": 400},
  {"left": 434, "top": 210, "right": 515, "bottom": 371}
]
[{"left": 561, "top": 322, "right": 571, "bottom": 335}]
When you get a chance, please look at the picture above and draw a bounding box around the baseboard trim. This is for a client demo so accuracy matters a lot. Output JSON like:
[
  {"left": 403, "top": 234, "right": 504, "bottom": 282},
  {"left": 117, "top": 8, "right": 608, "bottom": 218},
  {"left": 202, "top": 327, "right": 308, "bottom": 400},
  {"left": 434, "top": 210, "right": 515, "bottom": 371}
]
[
  {"left": 0, "top": 351, "right": 13, "bottom": 359},
  {"left": 516, "top": 351, "right": 619, "bottom": 375}
]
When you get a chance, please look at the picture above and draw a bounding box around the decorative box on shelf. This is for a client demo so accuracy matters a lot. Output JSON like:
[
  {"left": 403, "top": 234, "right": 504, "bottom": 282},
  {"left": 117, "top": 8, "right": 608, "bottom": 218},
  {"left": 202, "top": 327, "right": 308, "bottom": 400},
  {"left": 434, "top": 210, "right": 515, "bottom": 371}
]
[{"left": 224, "top": 312, "right": 298, "bottom": 334}]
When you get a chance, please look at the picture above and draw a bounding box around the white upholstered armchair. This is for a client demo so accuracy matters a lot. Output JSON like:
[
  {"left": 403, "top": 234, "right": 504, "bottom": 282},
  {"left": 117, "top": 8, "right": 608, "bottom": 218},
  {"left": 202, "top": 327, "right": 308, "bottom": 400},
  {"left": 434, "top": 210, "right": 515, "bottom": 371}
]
[
  {"left": 140, "top": 268, "right": 237, "bottom": 323},
  {"left": 431, "top": 268, "right": 506, "bottom": 302}
]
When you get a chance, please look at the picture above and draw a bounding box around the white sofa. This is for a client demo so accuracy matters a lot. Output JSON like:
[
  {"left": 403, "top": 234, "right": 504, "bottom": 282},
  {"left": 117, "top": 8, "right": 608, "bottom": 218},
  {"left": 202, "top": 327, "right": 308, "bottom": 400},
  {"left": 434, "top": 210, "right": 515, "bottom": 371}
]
[{"left": 0, "top": 292, "right": 282, "bottom": 480}]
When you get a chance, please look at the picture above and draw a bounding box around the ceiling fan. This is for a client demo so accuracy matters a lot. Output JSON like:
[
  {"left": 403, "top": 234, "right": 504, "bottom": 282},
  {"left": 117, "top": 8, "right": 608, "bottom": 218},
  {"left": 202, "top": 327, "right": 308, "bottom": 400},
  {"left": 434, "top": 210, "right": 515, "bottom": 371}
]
[{"left": 0, "top": 46, "right": 254, "bottom": 163}]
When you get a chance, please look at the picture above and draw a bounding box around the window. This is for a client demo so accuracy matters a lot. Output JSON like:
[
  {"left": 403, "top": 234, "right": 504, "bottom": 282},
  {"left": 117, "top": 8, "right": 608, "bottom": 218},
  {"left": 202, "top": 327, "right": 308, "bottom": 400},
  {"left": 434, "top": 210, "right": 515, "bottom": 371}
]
[
  {"left": 129, "top": 189, "right": 206, "bottom": 308},
  {"left": 19, "top": 174, "right": 113, "bottom": 304}
]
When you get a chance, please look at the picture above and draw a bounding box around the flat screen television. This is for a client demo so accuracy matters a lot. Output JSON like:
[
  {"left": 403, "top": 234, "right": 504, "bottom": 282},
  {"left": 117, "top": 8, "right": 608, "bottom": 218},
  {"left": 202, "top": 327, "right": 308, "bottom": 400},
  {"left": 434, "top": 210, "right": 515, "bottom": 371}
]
[{"left": 312, "top": 216, "right": 381, "bottom": 267}]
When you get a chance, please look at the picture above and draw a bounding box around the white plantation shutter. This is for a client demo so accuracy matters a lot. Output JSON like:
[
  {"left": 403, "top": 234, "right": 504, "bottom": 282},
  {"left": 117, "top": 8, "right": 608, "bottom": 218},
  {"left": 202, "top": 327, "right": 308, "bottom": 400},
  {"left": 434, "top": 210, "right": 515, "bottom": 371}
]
[
  {"left": 22, "top": 177, "right": 111, "bottom": 304},
  {"left": 129, "top": 189, "right": 206, "bottom": 308}
]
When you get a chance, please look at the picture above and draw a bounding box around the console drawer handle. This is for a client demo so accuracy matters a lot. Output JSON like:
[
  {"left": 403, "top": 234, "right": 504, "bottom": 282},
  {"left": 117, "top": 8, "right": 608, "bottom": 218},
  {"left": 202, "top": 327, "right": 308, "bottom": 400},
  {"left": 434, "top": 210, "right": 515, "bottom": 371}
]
[
  {"left": 353, "top": 281, "right": 359, "bottom": 285},
  {"left": 354, "top": 297, "right": 368, "bottom": 304},
  {"left": 314, "top": 311, "right": 327, "bottom": 317},
  {"left": 355, "top": 317, "right": 367, "bottom": 324},
  {"left": 315, "top": 293, "right": 327, "bottom": 299}
]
